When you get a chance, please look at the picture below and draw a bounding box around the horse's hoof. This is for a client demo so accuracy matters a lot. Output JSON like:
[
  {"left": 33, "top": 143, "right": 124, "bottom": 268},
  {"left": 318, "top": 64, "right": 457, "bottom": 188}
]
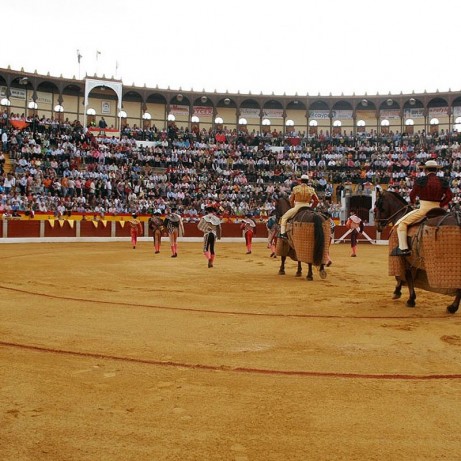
[
  {"left": 306, "top": 276, "right": 313, "bottom": 281},
  {"left": 447, "top": 304, "right": 459, "bottom": 314},
  {"left": 278, "top": 271, "right": 285, "bottom": 275},
  {"left": 295, "top": 272, "right": 302, "bottom": 277},
  {"left": 319, "top": 269, "right": 327, "bottom": 279},
  {"left": 392, "top": 293, "right": 402, "bottom": 300},
  {"left": 406, "top": 300, "right": 416, "bottom": 308}
]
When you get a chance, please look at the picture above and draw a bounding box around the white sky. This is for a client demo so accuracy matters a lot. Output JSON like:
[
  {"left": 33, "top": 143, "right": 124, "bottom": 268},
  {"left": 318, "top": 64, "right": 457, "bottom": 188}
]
[{"left": 3, "top": 0, "right": 460, "bottom": 97}]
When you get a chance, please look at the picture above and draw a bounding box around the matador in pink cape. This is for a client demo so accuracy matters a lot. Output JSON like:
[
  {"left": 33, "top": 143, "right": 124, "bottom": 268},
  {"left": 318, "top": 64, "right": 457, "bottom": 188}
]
[
  {"left": 129, "top": 213, "right": 143, "bottom": 249},
  {"left": 240, "top": 215, "right": 256, "bottom": 254}
]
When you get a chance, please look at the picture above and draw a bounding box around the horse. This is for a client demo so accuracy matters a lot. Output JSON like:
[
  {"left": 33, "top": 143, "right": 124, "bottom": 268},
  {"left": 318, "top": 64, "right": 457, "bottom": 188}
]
[
  {"left": 374, "top": 189, "right": 461, "bottom": 313},
  {"left": 274, "top": 197, "right": 328, "bottom": 281}
]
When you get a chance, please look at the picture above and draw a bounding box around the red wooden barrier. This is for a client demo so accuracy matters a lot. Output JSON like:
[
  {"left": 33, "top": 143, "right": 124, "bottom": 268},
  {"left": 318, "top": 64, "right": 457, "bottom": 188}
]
[{"left": 1, "top": 219, "right": 389, "bottom": 241}]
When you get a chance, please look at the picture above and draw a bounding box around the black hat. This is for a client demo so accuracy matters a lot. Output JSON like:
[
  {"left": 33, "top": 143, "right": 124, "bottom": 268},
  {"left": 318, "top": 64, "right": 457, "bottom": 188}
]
[{"left": 205, "top": 206, "right": 216, "bottom": 213}]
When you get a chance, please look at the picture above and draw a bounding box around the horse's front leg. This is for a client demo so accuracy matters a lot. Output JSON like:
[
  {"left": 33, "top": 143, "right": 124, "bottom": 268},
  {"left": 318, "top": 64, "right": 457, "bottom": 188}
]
[
  {"left": 447, "top": 289, "right": 461, "bottom": 314},
  {"left": 405, "top": 269, "right": 416, "bottom": 308},
  {"left": 392, "top": 277, "right": 403, "bottom": 300},
  {"left": 295, "top": 261, "right": 302, "bottom": 277},
  {"left": 278, "top": 256, "right": 286, "bottom": 275},
  {"left": 306, "top": 263, "right": 313, "bottom": 281}
]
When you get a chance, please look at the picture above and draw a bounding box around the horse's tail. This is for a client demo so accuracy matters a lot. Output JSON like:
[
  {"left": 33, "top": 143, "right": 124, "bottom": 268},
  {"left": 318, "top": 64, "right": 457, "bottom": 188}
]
[{"left": 313, "top": 213, "right": 325, "bottom": 266}]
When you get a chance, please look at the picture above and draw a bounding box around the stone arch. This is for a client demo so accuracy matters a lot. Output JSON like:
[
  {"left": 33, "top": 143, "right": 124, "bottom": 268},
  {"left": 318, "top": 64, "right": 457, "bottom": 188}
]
[{"left": 84, "top": 78, "right": 122, "bottom": 129}]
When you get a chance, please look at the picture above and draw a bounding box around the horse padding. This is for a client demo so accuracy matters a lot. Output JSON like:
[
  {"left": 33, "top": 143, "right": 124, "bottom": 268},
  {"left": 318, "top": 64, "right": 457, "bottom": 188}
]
[
  {"left": 422, "top": 226, "right": 461, "bottom": 288},
  {"left": 276, "top": 237, "right": 296, "bottom": 259},
  {"left": 290, "top": 220, "right": 330, "bottom": 264},
  {"left": 388, "top": 230, "right": 406, "bottom": 278},
  {"left": 388, "top": 226, "right": 428, "bottom": 280}
]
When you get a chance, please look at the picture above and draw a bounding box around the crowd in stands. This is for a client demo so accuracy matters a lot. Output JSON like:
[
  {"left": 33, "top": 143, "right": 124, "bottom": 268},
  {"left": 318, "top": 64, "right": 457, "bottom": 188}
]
[{"left": 1, "top": 110, "right": 461, "bottom": 222}]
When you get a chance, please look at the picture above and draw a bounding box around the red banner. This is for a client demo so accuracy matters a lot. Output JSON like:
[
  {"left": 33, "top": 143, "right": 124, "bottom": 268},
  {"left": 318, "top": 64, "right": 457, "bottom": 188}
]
[
  {"left": 10, "top": 120, "right": 29, "bottom": 130},
  {"left": 288, "top": 137, "right": 301, "bottom": 146}
]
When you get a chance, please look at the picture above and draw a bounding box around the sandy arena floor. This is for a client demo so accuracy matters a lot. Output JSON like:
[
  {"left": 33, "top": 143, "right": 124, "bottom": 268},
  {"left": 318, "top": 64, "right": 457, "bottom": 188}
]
[{"left": 1, "top": 240, "right": 461, "bottom": 461}]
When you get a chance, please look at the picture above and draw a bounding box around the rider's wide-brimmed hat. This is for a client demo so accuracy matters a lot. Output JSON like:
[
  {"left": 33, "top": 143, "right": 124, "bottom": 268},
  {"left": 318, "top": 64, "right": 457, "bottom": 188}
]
[{"left": 423, "top": 160, "right": 442, "bottom": 169}]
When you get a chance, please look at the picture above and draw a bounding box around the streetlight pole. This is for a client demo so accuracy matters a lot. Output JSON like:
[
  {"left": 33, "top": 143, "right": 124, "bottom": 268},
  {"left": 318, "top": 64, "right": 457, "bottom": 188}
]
[{"left": 1, "top": 98, "right": 11, "bottom": 129}]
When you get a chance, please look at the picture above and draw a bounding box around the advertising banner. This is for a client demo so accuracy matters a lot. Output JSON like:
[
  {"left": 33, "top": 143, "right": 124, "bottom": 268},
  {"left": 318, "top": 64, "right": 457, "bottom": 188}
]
[
  {"left": 428, "top": 107, "right": 448, "bottom": 117},
  {"left": 193, "top": 106, "right": 213, "bottom": 117},
  {"left": 309, "top": 110, "right": 329, "bottom": 119},
  {"left": 36, "top": 91, "right": 52, "bottom": 105},
  {"left": 262, "top": 108, "right": 283, "bottom": 119},
  {"left": 356, "top": 110, "right": 376, "bottom": 120},
  {"left": 170, "top": 104, "right": 189, "bottom": 116},
  {"left": 380, "top": 109, "right": 400, "bottom": 120},
  {"left": 240, "top": 108, "right": 260, "bottom": 118},
  {"left": 404, "top": 108, "right": 424, "bottom": 119},
  {"left": 0, "top": 86, "right": 26, "bottom": 100},
  {"left": 331, "top": 110, "right": 353, "bottom": 120}
]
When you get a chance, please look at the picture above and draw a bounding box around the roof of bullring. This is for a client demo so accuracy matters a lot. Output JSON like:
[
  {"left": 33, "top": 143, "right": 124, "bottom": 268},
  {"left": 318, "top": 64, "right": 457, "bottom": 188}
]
[{"left": 1, "top": 67, "right": 461, "bottom": 113}]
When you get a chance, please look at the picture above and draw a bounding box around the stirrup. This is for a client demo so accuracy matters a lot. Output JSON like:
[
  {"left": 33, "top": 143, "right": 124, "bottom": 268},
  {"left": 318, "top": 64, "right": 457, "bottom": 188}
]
[
  {"left": 279, "top": 233, "right": 288, "bottom": 239},
  {"left": 390, "top": 247, "right": 411, "bottom": 257}
]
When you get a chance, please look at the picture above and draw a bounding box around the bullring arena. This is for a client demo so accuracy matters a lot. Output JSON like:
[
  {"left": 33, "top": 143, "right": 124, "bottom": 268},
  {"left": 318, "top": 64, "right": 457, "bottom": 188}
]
[
  {"left": 2, "top": 62, "right": 461, "bottom": 460},
  {"left": 2, "top": 236, "right": 461, "bottom": 460}
]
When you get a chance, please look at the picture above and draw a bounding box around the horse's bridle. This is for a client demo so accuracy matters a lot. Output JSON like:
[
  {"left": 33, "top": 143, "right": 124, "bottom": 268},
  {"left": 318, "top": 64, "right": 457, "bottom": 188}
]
[{"left": 375, "top": 204, "right": 413, "bottom": 229}]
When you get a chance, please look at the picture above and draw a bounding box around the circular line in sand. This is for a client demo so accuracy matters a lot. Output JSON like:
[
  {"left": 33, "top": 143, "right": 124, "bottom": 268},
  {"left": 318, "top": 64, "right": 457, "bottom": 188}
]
[
  {"left": 0, "top": 284, "right": 450, "bottom": 320},
  {"left": 1, "top": 341, "right": 460, "bottom": 381}
]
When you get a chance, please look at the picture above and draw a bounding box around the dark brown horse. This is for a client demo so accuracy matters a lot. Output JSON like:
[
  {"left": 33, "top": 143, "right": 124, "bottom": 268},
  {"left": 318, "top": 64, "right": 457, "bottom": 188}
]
[
  {"left": 374, "top": 189, "right": 461, "bottom": 313},
  {"left": 275, "top": 197, "right": 328, "bottom": 281}
]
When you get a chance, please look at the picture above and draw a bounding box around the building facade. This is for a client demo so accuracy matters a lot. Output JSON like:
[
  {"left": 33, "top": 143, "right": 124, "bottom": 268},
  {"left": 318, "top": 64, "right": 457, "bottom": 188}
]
[{"left": 1, "top": 67, "right": 461, "bottom": 136}]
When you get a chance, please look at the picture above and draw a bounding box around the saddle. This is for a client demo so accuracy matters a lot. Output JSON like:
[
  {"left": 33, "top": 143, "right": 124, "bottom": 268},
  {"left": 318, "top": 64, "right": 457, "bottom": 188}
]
[
  {"left": 391, "top": 209, "right": 448, "bottom": 257},
  {"left": 287, "top": 206, "right": 314, "bottom": 223},
  {"left": 409, "top": 207, "right": 447, "bottom": 228}
]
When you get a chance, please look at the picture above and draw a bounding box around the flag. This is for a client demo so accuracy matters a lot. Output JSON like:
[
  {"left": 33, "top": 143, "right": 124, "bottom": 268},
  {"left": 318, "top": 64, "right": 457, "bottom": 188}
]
[
  {"left": 96, "top": 50, "right": 101, "bottom": 60},
  {"left": 77, "top": 49, "right": 82, "bottom": 64}
]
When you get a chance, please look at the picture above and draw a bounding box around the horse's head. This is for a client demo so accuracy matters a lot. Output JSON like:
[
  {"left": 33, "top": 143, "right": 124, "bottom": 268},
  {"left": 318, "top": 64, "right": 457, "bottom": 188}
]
[
  {"left": 374, "top": 190, "right": 387, "bottom": 232},
  {"left": 275, "top": 196, "right": 291, "bottom": 220},
  {"left": 374, "top": 190, "right": 410, "bottom": 232}
]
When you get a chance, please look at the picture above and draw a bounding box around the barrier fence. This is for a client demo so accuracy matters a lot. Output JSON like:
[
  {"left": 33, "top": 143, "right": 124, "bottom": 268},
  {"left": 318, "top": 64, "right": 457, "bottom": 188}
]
[{"left": 0, "top": 216, "right": 392, "bottom": 242}]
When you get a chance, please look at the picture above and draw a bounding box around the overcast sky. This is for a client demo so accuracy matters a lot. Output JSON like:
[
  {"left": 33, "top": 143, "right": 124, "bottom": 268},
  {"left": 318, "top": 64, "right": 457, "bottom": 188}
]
[{"left": 3, "top": 0, "right": 460, "bottom": 97}]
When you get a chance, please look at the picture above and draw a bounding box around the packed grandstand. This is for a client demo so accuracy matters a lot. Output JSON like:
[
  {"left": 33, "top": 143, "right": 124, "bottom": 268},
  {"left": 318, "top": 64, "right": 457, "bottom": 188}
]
[{"left": 1, "top": 69, "right": 461, "bottom": 223}]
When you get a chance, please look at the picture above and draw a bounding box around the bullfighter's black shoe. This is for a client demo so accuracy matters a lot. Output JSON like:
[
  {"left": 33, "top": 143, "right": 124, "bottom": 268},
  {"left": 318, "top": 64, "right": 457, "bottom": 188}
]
[{"left": 390, "top": 247, "right": 411, "bottom": 256}]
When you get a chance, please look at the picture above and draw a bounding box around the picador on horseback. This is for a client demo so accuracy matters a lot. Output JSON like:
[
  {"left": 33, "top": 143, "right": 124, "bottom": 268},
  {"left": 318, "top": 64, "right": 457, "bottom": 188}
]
[
  {"left": 275, "top": 175, "right": 329, "bottom": 281},
  {"left": 374, "top": 186, "right": 461, "bottom": 313},
  {"left": 279, "top": 174, "right": 320, "bottom": 239},
  {"left": 391, "top": 160, "right": 453, "bottom": 257}
]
